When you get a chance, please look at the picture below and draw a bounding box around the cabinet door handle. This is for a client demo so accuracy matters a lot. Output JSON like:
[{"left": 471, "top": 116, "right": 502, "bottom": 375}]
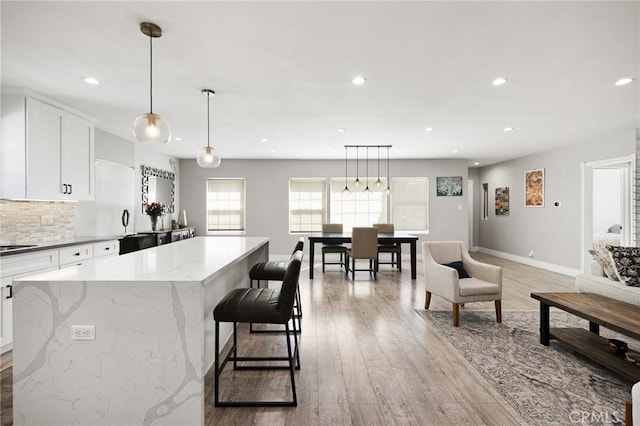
[
  {"left": 68, "top": 184, "right": 73, "bottom": 194},
  {"left": 62, "top": 183, "right": 67, "bottom": 194},
  {"left": 74, "top": 252, "right": 81, "bottom": 256},
  {"left": 6, "top": 285, "right": 12, "bottom": 299},
  {"left": 104, "top": 247, "right": 110, "bottom": 251}
]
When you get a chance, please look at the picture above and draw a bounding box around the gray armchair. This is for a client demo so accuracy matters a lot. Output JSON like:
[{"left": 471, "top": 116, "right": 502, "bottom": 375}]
[{"left": 422, "top": 241, "right": 502, "bottom": 327}]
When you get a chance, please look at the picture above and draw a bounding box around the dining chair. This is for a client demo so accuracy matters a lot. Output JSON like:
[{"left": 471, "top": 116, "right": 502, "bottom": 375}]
[
  {"left": 373, "top": 223, "right": 401, "bottom": 271},
  {"left": 346, "top": 227, "right": 378, "bottom": 280},
  {"left": 321, "top": 223, "right": 347, "bottom": 271}
]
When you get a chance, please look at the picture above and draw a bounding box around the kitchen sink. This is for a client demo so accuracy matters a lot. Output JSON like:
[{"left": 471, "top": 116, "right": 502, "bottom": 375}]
[{"left": 0, "top": 244, "right": 37, "bottom": 252}]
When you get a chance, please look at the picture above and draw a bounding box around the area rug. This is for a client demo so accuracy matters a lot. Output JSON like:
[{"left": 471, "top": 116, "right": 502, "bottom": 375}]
[{"left": 416, "top": 309, "right": 636, "bottom": 426}]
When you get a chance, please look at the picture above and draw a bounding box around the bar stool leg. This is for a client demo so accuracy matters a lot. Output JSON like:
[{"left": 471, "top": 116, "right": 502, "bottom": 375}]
[
  {"left": 285, "top": 323, "right": 298, "bottom": 406},
  {"left": 214, "top": 320, "right": 220, "bottom": 406}
]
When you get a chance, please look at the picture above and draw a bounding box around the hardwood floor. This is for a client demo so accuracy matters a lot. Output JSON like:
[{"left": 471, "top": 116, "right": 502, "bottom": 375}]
[{"left": 0, "top": 253, "right": 575, "bottom": 426}]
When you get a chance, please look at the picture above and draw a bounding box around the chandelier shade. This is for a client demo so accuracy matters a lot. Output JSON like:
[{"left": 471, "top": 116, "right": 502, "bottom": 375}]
[
  {"left": 196, "top": 89, "right": 222, "bottom": 168},
  {"left": 133, "top": 22, "right": 171, "bottom": 144}
]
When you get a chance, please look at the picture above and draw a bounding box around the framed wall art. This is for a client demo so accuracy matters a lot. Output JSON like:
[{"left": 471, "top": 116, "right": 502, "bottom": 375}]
[
  {"left": 495, "top": 187, "right": 509, "bottom": 216},
  {"left": 524, "top": 169, "right": 544, "bottom": 207},
  {"left": 436, "top": 176, "right": 463, "bottom": 196}
]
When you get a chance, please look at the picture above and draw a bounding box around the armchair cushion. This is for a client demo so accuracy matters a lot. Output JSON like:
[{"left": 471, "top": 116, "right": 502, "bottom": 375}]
[
  {"left": 459, "top": 278, "right": 500, "bottom": 297},
  {"left": 443, "top": 261, "right": 470, "bottom": 279}
]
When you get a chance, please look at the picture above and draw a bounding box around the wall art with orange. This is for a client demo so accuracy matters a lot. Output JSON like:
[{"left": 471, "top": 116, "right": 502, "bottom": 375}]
[{"left": 524, "top": 169, "right": 544, "bottom": 207}]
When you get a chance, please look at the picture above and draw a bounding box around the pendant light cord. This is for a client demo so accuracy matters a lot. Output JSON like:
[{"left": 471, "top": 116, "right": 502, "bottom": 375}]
[
  {"left": 149, "top": 34, "right": 153, "bottom": 114},
  {"left": 207, "top": 93, "right": 211, "bottom": 148},
  {"left": 366, "top": 147, "right": 369, "bottom": 183},
  {"left": 377, "top": 147, "right": 380, "bottom": 180},
  {"left": 356, "top": 147, "right": 359, "bottom": 178},
  {"left": 344, "top": 147, "right": 348, "bottom": 185}
]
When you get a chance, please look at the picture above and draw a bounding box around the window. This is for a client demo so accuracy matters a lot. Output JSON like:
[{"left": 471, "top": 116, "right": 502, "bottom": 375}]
[
  {"left": 391, "top": 177, "right": 428, "bottom": 231},
  {"left": 206, "top": 179, "right": 245, "bottom": 233},
  {"left": 289, "top": 178, "right": 327, "bottom": 233},
  {"left": 330, "top": 178, "right": 387, "bottom": 230}
]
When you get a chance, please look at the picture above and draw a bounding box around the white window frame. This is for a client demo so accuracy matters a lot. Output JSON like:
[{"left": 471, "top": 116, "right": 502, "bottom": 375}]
[
  {"left": 288, "top": 178, "right": 327, "bottom": 234},
  {"left": 205, "top": 178, "right": 246, "bottom": 234}
]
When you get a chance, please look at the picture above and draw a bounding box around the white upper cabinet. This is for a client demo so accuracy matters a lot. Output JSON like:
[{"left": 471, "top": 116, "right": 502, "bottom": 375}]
[{"left": 1, "top": 92, "right": 95, "bottom": 201}]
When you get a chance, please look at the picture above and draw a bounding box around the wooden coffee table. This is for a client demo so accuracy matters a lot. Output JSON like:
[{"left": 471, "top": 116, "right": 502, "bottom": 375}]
[{"left": 531, "top": 292, "right": 640, "bottom": 382}]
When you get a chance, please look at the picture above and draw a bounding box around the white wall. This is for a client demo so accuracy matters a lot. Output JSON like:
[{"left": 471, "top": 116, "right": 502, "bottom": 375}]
[
  {"left": 180, "top": 158, "right": 470, "bottom": 256},
  {"left": 477, "top": 130, "right": 635, "bottom": 271}
]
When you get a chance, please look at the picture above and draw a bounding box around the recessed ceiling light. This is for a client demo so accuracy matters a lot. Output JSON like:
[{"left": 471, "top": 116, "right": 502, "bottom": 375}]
[
  {"left": 83, "top": 77, "right": 100, "bottom": 85},
  {"left": 615, "top": 77, "right": 634, "bottom": 86},
  {"left": 174, "top": 137, "right": 182, "bottom": 142},
  {"left": 270, "top": 149, "right": 276, "bottom": 153},
  {"left": 474, "top": 162, "right": 480, "bottom": 166},
  {"left": 492, "top": 77, "right": 507, "bottom": 86},
  {"left": 261, "top": 138, "right": 268, "bottom": 143},
  {"left": 503, "top": 127, "right": 514, "bottom": 132},
  {"left": 452, "top": 149, "right": 459, "bottom": 153},
  {"left": 352, "top": 75, "right": 367, "bottom": 85},
  {"left": 337, "top": 128, "right": 347, "bottom": 133},
  {"left": 425, "top": 127, "right": 435, "bottom": 132}
]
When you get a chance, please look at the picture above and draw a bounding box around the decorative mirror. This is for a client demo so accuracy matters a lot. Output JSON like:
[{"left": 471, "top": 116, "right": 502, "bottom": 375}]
[{"left": 141, "top": 165, "right": 175, "bottom": 213}]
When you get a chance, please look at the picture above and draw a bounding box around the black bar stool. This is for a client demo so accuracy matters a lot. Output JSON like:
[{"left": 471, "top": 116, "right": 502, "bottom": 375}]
[
  {"left": 213, "top": 251, "right": 303, "bottom": 407},
  {"left": 248, "top": 238, "right": 304, "bottom": 332}
]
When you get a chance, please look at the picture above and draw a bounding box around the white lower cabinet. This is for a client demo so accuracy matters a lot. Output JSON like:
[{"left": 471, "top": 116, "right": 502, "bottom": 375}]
[
  {"left": 0, "top": 249, "right": 59, "bottom": 353},
  {"left": 0, "top": 240, "right": 119, "bottom": 353}
]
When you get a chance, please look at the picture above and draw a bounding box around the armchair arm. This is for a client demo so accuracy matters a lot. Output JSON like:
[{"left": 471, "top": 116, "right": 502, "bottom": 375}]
[{"left": 461, "top": 251, "right": 502, "bottom": 289}]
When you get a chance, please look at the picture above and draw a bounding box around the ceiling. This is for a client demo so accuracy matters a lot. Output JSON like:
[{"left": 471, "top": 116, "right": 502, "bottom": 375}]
[{"left": 2, "top": 1, "right": 639, "bottom": 166}]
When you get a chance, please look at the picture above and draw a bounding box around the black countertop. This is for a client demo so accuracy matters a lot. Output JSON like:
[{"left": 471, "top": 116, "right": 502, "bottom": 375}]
[{"left": 0, "top": 236, "right": 120, "bottom": 257}]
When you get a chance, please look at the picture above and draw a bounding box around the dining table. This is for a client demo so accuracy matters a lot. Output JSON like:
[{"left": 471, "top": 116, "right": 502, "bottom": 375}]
[{"left": 307, "top": 231, "right": 419, "bottom": 279}]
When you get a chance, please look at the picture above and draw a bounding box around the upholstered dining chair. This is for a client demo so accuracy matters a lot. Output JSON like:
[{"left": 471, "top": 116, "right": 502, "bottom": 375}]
[
  {"left": 321, "top": 223, "right": 347, "bottom": 271},
  {"left": 346, "top": 227, "right": 378, "bottom": 280},
  {"left": 422, "top": 241, "right": 502, "bottom": 327},
  {"left": 373, "top": 223, "right": 401, "bottom": 271}
]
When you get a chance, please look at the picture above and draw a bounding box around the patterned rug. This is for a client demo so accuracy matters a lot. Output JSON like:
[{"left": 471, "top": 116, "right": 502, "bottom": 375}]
[{"left": 416, "top": 309, "right": 636, "bottom": 426}]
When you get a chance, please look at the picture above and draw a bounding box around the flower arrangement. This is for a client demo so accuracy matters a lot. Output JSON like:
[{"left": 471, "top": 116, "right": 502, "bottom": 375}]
[{"left": 144, "top": 202, "right": 165, "bottom": 218}]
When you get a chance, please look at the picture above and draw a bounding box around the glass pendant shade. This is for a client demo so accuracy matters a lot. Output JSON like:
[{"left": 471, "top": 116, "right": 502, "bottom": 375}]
[
  {"left": 196, "top": 146, "right": 221, "bottom": 168},
  {"left": 133, "top": 113, "right": 171, "bottom": 144},
  {"left": 375, "top": 178, "right": 383, "bottom": 187},
  {"left": 353, "top": 178, "right": 361, "bottom": 187}
]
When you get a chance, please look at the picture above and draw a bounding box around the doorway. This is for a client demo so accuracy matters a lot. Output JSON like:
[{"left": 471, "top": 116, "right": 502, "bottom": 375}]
[{"left": 581, "top": 154, "right": 635, "bottom": 271}]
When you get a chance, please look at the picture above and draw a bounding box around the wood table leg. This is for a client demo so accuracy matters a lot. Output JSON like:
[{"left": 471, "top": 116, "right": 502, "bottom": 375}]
[
  {"left": 410, "top": 241, "right": 417, "bottom": 279},
  {"left": 540, "top": 302, "right": 550, "bottom": 345}
]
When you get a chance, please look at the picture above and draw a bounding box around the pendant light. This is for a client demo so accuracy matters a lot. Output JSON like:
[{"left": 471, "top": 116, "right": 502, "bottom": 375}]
[
  {"left": 363, "top": 147, "right": 371, "bottom": 193},
  {"left": 375, "top": 146, "right": 383, "bottom": 187},
  {"left": 353, "top": 147, "right": 361, "bottom": 187},
  {"left": 384, "top": 146, "right": 391, "bottom": 194},
  {"left": 342, "top": 146, "right": 350, "bottom": 193},
  {"left": 196, "top": 89, "right": 222, "bottom": 168},
  {"left": 133, "top": 22, "right": 171, "bottom": 144}
]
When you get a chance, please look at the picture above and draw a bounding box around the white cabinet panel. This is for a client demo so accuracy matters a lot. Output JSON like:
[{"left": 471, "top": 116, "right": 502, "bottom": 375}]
[
  {"left": 93, "top": 240, "right": 119, "bottom": 258},
  {"left": 59, "top": 244, "right": 93, "bottom": 266},
  {"left": 26, "top": 98, "right": 63, "bottom": 200},
  {"left": 0, "top": 250, "right": 59, "bottom": 278},
  {"left": 61, "top": 113, "right": 94, "bottom": 200},
  {"left": 1, "top": 93, "right": 94, "bottom": 201}
]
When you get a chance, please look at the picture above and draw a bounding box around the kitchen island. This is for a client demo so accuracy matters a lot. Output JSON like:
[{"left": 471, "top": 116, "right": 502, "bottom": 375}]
[{"left": 12, "top": 236, "right": 268, "bottom": 426}]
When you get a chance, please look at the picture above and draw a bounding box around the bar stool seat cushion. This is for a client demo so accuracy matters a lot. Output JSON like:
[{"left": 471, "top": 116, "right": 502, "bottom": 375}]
[
  {"left": 249, "top": 262, "right": 288, "bottom": 281},
  {"left": 214, "top": 287, "right": 289, "bottom": 324}
]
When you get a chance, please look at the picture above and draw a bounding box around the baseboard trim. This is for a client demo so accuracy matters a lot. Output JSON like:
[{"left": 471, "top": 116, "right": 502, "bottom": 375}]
[{"left": 478, "top": 247, "right": 580, "bottom": 277}]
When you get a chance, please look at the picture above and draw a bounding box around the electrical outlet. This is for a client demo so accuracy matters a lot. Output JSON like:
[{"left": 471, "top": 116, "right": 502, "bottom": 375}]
[
  {"left": 71, "top": 325, "right": 95, "bottom": 340},
  {"left": 40, "top": 215, "right": 54, "bottom": 226}
]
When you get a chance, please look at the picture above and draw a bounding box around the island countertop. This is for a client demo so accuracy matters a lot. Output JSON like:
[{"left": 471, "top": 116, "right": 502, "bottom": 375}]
[
  {"left": 13, "top": 235, "right": 269, "bottom": 426},
  {"left": 19, "top": 236, "right": 269, "bottom": 283}
]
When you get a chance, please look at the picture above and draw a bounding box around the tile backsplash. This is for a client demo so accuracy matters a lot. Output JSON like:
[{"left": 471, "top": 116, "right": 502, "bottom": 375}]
[{"left": 0, "top": 200, "right": 76, "bottom": 244}]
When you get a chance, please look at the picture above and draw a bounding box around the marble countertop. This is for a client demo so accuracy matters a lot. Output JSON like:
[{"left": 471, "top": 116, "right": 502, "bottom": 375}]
[
  {"left": 17, "top": 236, "right": 269, "bottom": 283},
  {"left": 0, "top": 236, "right": 121, "bottom": 257}
]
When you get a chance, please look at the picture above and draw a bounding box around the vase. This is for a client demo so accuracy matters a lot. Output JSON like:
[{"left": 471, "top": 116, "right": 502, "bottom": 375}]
[{"left": 150, "top": 215, "right": 158, "bottom": 231}]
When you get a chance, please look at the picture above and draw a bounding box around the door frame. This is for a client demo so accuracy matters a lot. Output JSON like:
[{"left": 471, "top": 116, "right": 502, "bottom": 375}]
[{"left": 580, "top": 153, "right": 635, "bottom": 272}]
